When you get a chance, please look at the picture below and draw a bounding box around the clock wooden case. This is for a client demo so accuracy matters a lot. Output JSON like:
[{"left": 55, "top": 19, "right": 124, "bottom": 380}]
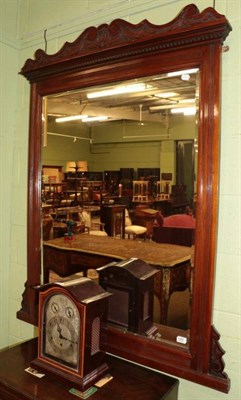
[
  {"left": 32, "top": 277, "right": 112, "bottom": 391},
  {"left": 97, "top": 258, "right": 158, "bottom": 336}
]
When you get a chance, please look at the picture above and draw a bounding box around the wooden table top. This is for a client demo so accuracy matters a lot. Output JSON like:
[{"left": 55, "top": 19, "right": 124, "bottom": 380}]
[
  {"left": 44, "top": 235, "right": 192, "bottom": 268},
  {"left": 0, "top": 339, "right": 179, "bottom": 400}
]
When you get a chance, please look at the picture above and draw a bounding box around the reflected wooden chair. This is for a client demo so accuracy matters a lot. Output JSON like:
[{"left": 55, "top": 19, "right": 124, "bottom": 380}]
[
  {"left": 81, "top": 210, "right": 108, "bottom": 237},
  {"left": 124, "top": 209, "right": 147, "bottom": 240},
  {"left": 42, "top": 214, "right": 53, "bottom": 241}
]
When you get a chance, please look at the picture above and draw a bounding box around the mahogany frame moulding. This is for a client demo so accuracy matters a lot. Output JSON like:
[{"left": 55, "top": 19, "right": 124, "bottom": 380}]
[{"left": 18, "top": 4, "right": 232, "bottom": 393}]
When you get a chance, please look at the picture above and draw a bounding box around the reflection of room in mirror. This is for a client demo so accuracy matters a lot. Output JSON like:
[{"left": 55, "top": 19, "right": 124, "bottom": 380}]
[
  {"left": 43, "top": 70, "right": 199, "bottom": 217},
  {"left": 41, "top": 70, "right": 198, "bottom": 337}
]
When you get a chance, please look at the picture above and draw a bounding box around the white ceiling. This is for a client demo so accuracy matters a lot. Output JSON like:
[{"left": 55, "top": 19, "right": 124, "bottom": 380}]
[{"left": 46, "top": 70, "right": 199, "bottom": 125}]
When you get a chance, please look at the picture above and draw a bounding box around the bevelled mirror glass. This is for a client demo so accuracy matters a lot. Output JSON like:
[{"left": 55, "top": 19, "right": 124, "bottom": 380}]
[
  {"left": 41, "top": 70, "right": 199, "bottom": 338},
  {"left": 17, "top": 4, "right": 232, "bottom": 393}
]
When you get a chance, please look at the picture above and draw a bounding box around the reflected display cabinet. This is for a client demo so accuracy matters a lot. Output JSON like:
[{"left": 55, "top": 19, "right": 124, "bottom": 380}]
[{"left": 101, "top": 205, "right": 125, "bottom": 238}]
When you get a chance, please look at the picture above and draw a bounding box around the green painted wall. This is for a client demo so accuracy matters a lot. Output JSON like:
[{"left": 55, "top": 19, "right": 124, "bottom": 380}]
[{"left": 43, "top": 114, "right": 196, "bottom": 177}]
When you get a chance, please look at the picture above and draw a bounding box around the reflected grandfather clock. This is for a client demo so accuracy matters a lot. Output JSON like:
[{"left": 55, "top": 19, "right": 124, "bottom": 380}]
[
  {"left": 32, "top": 277, "right": 112, "bottom": 391},
  {"left": 97, "top": 258, "right": 158, "bottom": 337}
]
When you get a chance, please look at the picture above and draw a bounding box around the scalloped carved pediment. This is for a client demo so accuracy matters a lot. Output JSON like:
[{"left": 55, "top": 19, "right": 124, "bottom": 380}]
[{"left": 20, "top": 4, "right": 231, "bottom": 81}]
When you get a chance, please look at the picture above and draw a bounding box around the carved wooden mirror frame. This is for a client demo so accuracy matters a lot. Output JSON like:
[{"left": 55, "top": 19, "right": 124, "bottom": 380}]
[{"left": 18, "top": 4, "right": 232, "bottom": 392}]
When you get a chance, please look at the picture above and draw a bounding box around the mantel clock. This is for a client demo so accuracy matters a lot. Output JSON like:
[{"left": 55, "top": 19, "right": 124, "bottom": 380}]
[
  {"left": 98, "top": 258, "right": 158, "bottom": 336},
  {"left": 32, "top": 277, "right": 112, "bottom": 391}
]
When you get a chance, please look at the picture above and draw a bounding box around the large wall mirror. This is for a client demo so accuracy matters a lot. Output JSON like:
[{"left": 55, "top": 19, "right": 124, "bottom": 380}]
[
  {"left": 17, "top": 4, "right": 232, "bottom": 393},
  {"left": 42, "top": 71, "right": 198, "bottom": 335}
]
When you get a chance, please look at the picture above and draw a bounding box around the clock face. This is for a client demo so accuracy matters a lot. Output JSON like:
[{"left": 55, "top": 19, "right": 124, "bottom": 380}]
[{"left": 42, "top": 293, "right": 81, "bottom": 369}]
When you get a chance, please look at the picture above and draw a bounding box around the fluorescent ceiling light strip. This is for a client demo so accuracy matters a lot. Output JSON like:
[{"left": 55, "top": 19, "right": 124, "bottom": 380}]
[
  {"left": 183, "top": 108, "right": 196, "bottom": 115},
  {"left": 56, "top": 115, "right": 88, "bottom": 122},
  {"left": 87, "top": 83, "right": 150, "bottom": 99},
  {"left": 167, "top": 68, "right": 198, "bottom": 77},
  {"left": 171, "top": 107, "right": 196, "bottom": 115},
  {"left": 149, "top": 100, "right": 196, "bottom": 111},
  {"left": 179, "top": 98, "right": 196, "bottom": 104},
  {"left": 82, "top": 116, "right": 108, "bottom": 122},
  {"left": 155, "top": 92, "right": 178, "bottom": 98}
]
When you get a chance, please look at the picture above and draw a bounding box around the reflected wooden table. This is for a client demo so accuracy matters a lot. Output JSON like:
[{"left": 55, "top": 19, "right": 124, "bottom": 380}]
[{"left": 43, "top": 235, "right": 192, "bottom": 325}]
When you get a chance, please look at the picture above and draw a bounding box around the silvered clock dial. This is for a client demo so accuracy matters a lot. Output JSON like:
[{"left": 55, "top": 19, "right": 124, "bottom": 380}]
[{"left": 42, "top": 293, "right": 80, "bottom": 368}]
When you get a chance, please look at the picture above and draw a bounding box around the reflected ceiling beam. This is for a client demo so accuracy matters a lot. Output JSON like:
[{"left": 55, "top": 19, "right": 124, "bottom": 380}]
[
  {"left": 47, "top": 104, "right": 166, "bottom": 124},
  {"left": 47, "top": 132, "right": 92, "bottom": 142}
]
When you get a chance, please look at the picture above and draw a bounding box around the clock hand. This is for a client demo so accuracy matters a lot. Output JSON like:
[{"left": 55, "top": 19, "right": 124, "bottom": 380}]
[
  {"left": 56, "top": 323, "right": 62, "bottom": 337},
  {"left": 59, "top": 334, "right": 77, "bottom": 344},
  {"left": 56, "top": 322, "right": 77, "bottom": 344}
]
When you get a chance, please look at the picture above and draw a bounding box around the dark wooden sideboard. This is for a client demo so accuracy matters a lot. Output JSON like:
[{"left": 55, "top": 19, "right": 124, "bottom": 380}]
[{"left": 0, "top": 339, "right": 179, "bottom": 400}]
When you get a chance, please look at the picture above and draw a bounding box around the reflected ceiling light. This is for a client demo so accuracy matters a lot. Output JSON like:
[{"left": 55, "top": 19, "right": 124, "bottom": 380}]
[
  {"left": 56, "top": 115, "right": 88, "bottom": 122},
  {"left": 167, "top": 68, "right": 198, "bottom": 77},
  {"left": 82, "top": 116, "right": 108, "bottom": 122},
  {"left": 171, "top": 107, "right": 196, "bottom": 115},
  {"left": 179, "top": 98, "right": 196, "bottom": 104},
  {"left": 181, "top": 73, "right": 190, "bottom": 81},
  {"left": 87, "top": 83, "right": 151, "bottom": 99},
  {"left": 155, "top": 92, "right": 178, "bottom": 98}
]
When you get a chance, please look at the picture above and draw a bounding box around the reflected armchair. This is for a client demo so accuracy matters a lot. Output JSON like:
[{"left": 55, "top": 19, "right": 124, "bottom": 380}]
[{"left": 152, "top": 213, "right": 195, "bottom": 246}]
